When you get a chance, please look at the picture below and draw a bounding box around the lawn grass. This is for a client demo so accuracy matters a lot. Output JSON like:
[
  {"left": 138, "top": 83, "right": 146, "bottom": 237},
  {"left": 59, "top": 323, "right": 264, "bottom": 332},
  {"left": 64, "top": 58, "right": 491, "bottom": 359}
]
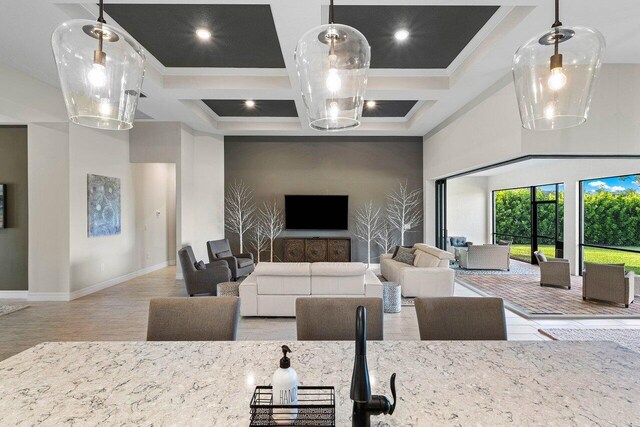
[{"left": 509, "top": 244, "right": 640, "bottom": 274}]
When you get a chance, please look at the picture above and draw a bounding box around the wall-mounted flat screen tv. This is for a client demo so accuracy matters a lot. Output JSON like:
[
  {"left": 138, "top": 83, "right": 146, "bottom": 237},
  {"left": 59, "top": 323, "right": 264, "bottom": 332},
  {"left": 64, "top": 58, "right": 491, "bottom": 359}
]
[
  {"left": 0, "top": 184, "right": 6, "bottom": 229},
  {"left": 285, "top": 195, "right": 348, "bottom": 230}
]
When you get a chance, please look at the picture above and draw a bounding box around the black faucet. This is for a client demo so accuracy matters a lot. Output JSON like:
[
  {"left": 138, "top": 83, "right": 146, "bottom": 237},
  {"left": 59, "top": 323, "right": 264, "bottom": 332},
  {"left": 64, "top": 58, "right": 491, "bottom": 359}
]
[{"left": 350, "top": 306, "right": 396, "bottom": 426}]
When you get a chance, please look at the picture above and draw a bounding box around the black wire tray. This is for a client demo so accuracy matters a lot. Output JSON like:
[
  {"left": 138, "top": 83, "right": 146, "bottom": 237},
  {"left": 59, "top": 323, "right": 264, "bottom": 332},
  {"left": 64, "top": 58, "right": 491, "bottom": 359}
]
[{"left": 249, "top": 385, "right": 335, "bottom": 426}]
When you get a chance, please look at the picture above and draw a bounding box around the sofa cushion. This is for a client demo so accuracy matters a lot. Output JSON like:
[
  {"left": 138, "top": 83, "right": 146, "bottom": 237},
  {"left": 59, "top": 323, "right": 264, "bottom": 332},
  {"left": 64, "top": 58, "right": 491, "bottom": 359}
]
[
  {"left": 312, "top": 275, "right": 364, "bottom": 295},
  {"left": 414, "top": 243, "right": 454, "bottom": 261},
  {"left": 414, "top": 251, "right": 440, "bottom": 268},
  {"left": 257, "top": 276, "right": 311, "bottom": 295},
  {"left": 254, "top": 262, "right": 311, "bottom": 276},
  {"left": 194, "top": 260, "right": 206, "bottom": 271},
  {"left": 394, "top": 251, "right": 415, "bottom": 265},
  {"left": 449, "top": 236, "right": 467, "bottom": 247},
  {"left": 311, "top": 262, "right": 366, "bottom": 276}
]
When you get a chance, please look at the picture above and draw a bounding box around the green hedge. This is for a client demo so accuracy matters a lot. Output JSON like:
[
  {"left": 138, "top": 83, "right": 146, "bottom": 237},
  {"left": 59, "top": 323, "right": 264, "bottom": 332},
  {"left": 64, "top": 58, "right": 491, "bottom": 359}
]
[{"left": 495, "top": 188, "right": 639, "bottom": 247}]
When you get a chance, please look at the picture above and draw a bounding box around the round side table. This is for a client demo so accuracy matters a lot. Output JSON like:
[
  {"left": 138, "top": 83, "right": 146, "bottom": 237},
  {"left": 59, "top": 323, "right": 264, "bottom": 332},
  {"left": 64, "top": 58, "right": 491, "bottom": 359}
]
[
  {"left": 217, "top": 282, "right": 240, "bottom": 297},
  {"left": 382, "top": 282, "right": 401, "bottom": 313}
]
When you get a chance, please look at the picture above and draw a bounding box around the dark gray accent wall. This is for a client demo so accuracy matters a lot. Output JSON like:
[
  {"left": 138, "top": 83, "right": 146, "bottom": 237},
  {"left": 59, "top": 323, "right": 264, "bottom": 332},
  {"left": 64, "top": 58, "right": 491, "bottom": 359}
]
[
  {"left": 224, "top": 137, "right": 423, "bottom": 263},
  {"left": 0, "top": 126, "right": 28, "bottom": 291}
]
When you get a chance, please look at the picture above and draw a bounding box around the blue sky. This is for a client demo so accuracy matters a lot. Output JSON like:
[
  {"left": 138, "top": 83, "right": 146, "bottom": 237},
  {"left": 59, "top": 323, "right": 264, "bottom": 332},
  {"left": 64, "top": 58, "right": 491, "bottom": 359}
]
[{"left": 583, "top": 175, "right": 640, "bottom": 193}]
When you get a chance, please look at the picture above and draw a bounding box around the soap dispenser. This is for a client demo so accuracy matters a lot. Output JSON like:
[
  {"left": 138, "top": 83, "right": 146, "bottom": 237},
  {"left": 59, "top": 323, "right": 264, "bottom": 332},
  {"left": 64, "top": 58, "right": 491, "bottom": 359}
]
[{"left": 272, "top": 345, "right": 299, "bottom": 424}]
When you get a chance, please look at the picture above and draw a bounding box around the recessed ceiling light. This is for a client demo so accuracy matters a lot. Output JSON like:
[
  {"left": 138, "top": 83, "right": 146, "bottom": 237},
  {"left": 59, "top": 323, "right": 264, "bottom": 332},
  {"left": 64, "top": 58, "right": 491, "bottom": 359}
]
[
  {"left": 195, "top": 28, "right": 212, "bottom": 41},
  {"left": 366, "top": 100, "right": 376, "bottom": 109},
  {"left": 394, "top": 29, "right": 410, "bottom": 41},
  {"left": 245, "top": 100, "right": 256, "bottom": 108}
]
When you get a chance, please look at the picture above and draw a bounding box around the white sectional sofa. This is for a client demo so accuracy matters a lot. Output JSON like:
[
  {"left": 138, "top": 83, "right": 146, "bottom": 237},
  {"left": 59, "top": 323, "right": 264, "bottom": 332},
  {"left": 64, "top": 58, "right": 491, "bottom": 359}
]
[
  {"left": 380, "top": 243, "right": 455, "bottom": 298},
  {"left": 239, "top": 262, "right": 383, "bottom": 317}
]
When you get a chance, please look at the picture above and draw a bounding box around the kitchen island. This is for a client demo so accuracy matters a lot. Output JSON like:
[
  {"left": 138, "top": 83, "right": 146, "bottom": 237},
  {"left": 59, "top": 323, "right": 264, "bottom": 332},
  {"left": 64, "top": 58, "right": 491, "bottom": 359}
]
[{"left": 0, "top": 340, "right": 638, "bottom": 425}]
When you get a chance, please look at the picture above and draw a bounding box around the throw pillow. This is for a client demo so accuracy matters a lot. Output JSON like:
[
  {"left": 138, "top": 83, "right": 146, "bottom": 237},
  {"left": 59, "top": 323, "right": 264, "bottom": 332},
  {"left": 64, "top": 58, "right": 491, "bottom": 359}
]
[
  {"left": 394, "top": 251, "right": 415, "bottom": 266},
  {"left": 393, "top": 246, "right": 415, "bottom": 259},
  {"left": 536, "top": 252, "right": 547, "bottom": 263},
  {"left": 414, "top": 251, "right": 440, "bottom": 268},
  {"left": 216, "top": 250, "right": 233, "bottom": 258},
  {"left": 194, "top": 260, "right": 206, "bottom": 271}
]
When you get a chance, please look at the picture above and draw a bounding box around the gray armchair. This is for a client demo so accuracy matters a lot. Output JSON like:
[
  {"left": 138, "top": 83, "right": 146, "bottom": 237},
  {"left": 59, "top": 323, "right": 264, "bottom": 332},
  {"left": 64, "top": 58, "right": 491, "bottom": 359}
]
[
  {"left": 534, "top": 251, "right": 571, "bottom": 289},
  {"left": 583, "top": 263, "right": 635, "bottom": 308},
  {"left": 178, "top": 246, "right": 231, "bottom": 296},
  {"left": 207, "top": 238, "right": 254, "bottom": 280}
]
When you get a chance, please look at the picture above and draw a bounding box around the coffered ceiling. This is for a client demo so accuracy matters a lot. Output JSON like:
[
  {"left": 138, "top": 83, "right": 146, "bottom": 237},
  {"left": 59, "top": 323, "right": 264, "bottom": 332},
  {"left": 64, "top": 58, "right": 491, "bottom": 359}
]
[
  {"left": 203, "top": 99, "right": 298, "bottom": 117},
  {"left": 1, "top": 1, "right": 639, "bottom": 137},
  {"left": 104, "top": 4, "right": 285, "bottom": 68},
  {"left": 334, "top": 5, "right": 499, "bottom": 69}
]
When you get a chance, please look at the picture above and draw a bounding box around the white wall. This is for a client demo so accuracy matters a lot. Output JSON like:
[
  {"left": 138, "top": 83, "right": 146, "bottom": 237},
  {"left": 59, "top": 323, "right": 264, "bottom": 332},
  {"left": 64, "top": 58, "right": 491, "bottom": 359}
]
[
  {"left": 68, "top": 126, "right": 180, "bottom": 295},
  {"left": 423, "top": 64, "right": 640, "bottom": 247},
  {"left": 447, "top": 177, "right": 490, "bottom": 245},
  {"left": 2, "top": 63, "right": 221, "bottom": 298},
  {"left": 129, "top": 122, "right": 225, "bottom": 275},
  {"left": 68, "top": 124, "right": 137, "bottom": 293},
  {"left": 192, "top": 133, "right": 225, "bottom": 260},
  {"left": 133, "top": 163, "right": 177, "bottom": 268},
  {"left": 27, "top": 123, "right": 70, "bottom": 296}
]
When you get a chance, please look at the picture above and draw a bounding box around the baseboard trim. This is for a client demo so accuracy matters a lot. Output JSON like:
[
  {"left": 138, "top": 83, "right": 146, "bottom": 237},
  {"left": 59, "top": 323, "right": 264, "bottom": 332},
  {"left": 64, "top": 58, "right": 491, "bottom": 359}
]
[
  {"left": 168, "top": 259, "right": 176, "bottom": 266},
  {"left": 69, "top": 261, "right": 170, "bottom": 301},
  {"left": 0, "top": 290, "right": 29, "bottom": 299},
  {"left": 28, "top": 292, "right": 70, "bottom": 302}
]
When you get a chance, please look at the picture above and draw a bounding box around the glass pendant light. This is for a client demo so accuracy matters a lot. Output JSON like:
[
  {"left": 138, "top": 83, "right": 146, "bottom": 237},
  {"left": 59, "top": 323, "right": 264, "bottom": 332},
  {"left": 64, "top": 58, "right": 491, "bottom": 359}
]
[
  {"left": 512, "top": 0, "right": 605, "bottom": 131},
  {"left": 295, "top": 0, "right": 370, "bottom": 131},
  {"left": 52, "top": 0, "right": 145, "bottom": 130}
]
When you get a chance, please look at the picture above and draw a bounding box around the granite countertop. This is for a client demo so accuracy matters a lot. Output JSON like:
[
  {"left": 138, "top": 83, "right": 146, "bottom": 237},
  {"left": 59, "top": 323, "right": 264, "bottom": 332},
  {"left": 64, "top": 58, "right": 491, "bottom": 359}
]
[{"left": 0, "top": 340, "right": 639, "bottom": 426}]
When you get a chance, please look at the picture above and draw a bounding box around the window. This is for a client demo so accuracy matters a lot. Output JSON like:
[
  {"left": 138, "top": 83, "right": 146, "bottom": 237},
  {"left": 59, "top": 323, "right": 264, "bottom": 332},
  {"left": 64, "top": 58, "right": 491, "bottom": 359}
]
[{"left": 580, "top": 173, "right": 640, "bottom": 274}]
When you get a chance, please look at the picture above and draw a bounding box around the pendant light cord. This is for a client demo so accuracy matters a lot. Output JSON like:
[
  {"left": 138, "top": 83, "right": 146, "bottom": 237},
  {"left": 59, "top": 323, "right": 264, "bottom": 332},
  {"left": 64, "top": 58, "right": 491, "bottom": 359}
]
[
  {"left": 552, "top": 0, "right": 562, "bottom": 28},
  {"left": 97, "top": 0, "right": 106, "bottom": 24},
  {"left": 329, "top": 0, "right": 334, "bottom": 24}
]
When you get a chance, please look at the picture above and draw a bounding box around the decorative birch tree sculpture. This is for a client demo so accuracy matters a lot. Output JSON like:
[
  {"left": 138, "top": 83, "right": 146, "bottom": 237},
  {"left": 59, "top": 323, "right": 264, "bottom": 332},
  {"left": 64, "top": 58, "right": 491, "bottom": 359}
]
[
  {"left": 352, "top": 201, "right": 383, "bottom": 267},
  {"left": 225, "top": 181, "right": 257, "bottom": 252},
  {"left": 260, "top": 200, "right": 284, "bottom": 262},
  {"left": 248, "top": 224, "right": 269, "bottom": 262},
  {"left": 386, "top": 180, "right": 423, "bottom": 246},
  {"left": 375, "top": 215, "right": 399, "bottom": 254}
]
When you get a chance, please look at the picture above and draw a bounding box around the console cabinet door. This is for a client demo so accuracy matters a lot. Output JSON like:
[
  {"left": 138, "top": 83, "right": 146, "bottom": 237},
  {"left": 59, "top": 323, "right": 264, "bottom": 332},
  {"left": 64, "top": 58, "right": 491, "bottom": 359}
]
[
  {"left": 305, "top": 239, "right": 328, "bottom": 262},
  {"left": 328, "top": 239, "right": 351, "bottom": 262},
  {"left": 284, "top": 239, "right": 305, "bottom": 262}
]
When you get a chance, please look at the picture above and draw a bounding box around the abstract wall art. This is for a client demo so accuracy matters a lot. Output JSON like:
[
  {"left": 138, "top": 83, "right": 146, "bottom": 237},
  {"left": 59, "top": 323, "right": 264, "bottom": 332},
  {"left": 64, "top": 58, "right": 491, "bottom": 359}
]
[
  {"left": 0, "top": 184, "right": 6, "bottom": 229},
  {"left": 87, "top": 174, "right": 121, "bottom": 237}
]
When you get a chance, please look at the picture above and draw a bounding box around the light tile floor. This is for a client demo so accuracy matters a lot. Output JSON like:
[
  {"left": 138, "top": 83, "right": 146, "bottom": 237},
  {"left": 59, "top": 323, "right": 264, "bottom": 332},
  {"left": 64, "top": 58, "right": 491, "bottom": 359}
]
[{"left": 239, "top": 281, "right": 640, "bottom": 342}]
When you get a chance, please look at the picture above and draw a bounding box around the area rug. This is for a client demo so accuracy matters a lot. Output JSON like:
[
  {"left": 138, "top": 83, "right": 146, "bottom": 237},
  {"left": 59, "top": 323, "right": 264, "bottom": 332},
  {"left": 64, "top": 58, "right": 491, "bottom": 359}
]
[
  {"left": 453, "top": 260, "right": 539, "bottom": 276},
  {"left": 457, "top": 275, "right": 640, "bottom": 318},
  {"left": 539, "top": 328, "right": 640, "bottom": 354},
  {"left": 0, "top": 305, "right": 29, "bottom": 317}
]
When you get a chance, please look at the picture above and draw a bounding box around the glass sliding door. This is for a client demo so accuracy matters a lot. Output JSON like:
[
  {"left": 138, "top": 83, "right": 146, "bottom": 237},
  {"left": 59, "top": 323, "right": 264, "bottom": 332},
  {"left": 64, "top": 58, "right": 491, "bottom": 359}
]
[
  {"left": 580, "top": 173, "right": 640, "bottom": 274},
  {"left": 435, "top": 179, "right": 447, "bottom": 250},
  {"left": 532, "top": 184, "right": 563, "bottom": 262},
  {"left": 493, "top": 183, "right": 564, "bottom": 264},
  {"left": 493, "top": 187, "right": 531, "bottom": 262}
]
